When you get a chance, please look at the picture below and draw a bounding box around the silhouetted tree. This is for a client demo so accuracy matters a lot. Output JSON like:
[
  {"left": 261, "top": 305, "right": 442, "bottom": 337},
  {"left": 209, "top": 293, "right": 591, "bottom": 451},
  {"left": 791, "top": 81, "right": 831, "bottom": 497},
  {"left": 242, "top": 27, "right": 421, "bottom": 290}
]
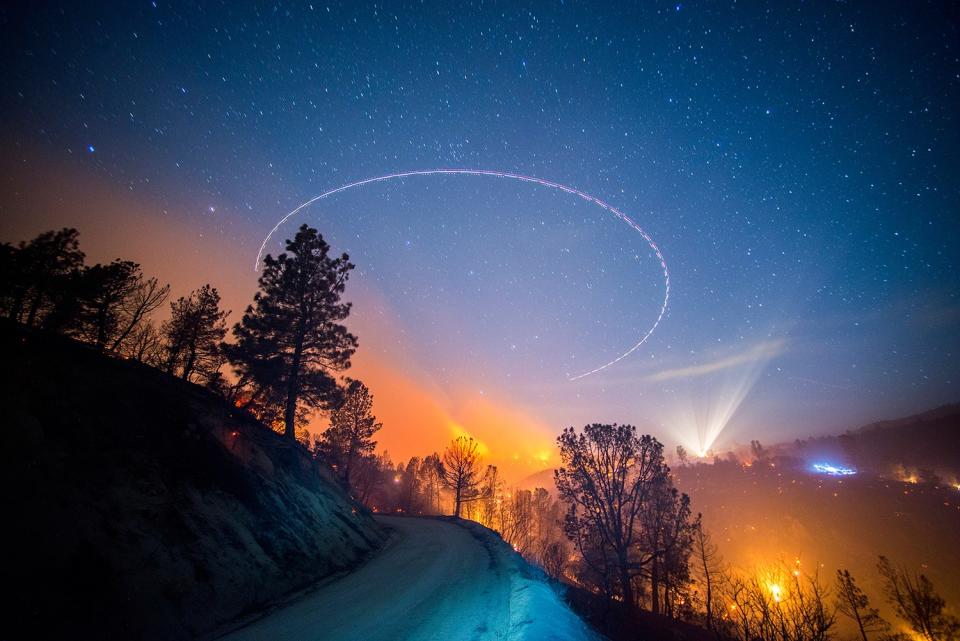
[
  {"left": 693, "top": 523, "right": 724, "bottom": 632},
  {"left": 440, "top": 436, "right": 484, "bottom": 518},
  {"left": 641, "top": 475, "right": 696, "bottom": 615},
  {"left": 126, "top": 320, "right": 163, "bottom": 365},
  {"left": 676, "top": 444, "right": 689, "bottom": 466},
  {"left": 395, "top": 457, "right": 422, "bottom": 514},
  {"left": 350, "top": 453, "right": 385, "bottom": 506},
  {"left": 0, "top": 242, "right": 16, "bottom": 317},
  {"left": 878, "top": 556, "right": 959, "bottom": 641},
  {"left": 108, "top": 275, "right": 169, "bottom": 353},
  {"left": 417, "top": 453, "right": 445, "bottom": 514},
  {"left": 226, "top": 225, "right": 357, "bottom": 439},
  {"left": 3, "top": 228, "right": 84, "bottom": 326},
  {"left": 161, "top": 284, "right": 229, "bottom": 383},
  {"left": 72, "top": 260, "right": 142, "bottom": 349},
  {"left": 722, "top": 562, "right": 836, "bottom": 641},
  {"left": 836, "top": 569, "right": 889, "bottom": 641},
  {"left": 319, "top": 380, "right": 382, "bottom": 488},
  {"left": 555, "top": 424, "right": 667, "bottom": 609}
]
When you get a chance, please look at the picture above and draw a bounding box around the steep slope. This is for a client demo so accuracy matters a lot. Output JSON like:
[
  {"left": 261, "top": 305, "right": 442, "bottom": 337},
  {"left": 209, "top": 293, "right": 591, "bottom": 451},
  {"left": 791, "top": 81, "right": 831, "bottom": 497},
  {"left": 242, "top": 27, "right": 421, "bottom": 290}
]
[{"left": 0, "top": 325, "right": 386, "bottom": 641}]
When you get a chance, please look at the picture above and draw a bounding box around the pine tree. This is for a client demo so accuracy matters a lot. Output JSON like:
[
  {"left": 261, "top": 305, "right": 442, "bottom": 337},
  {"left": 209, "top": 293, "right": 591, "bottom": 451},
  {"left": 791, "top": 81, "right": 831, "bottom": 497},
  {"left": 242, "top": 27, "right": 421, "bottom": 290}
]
[
  {"left": 836, "top": 569, "right": 889, "bottom": 641},
  {"left": 162, "top": 284, "right": 229, "bottom": 383},
  {"left": 226, "top": 225, "right": 357, "bottom": 438},
  {"left": 319, "top": 380, "right": 382, "bottom": 487},
  {"left": 2, "top": 228, "right": 84, "bottom": 326}
]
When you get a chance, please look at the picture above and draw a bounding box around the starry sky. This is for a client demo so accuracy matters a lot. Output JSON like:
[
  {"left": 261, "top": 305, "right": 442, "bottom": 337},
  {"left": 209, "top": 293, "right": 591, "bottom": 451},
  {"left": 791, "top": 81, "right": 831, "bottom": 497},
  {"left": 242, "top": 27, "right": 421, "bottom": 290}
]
[{"left": 2, "top": 2, "right": 958, "bottom": 475}]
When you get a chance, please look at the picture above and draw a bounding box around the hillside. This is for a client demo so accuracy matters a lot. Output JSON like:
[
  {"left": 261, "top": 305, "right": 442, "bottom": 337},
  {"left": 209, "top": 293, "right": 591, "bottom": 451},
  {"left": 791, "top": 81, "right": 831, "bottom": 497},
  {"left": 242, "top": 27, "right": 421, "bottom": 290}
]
[{"left": 0, "top": 324, "right": 386, "bottom": 640}]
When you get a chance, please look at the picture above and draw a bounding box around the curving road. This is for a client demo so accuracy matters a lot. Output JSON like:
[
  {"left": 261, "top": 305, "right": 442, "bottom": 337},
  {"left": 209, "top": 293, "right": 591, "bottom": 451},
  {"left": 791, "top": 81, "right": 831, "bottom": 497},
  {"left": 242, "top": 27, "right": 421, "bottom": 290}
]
[{"left": 220, "top": 516, "right": 514, "bottom": 641}]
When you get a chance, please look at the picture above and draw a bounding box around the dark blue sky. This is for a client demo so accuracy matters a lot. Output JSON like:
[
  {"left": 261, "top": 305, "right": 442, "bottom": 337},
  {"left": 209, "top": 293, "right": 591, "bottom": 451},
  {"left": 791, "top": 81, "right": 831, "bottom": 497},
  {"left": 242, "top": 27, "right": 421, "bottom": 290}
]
[{"left": 2, "top": 2, "right": 958, "bottom": 462}]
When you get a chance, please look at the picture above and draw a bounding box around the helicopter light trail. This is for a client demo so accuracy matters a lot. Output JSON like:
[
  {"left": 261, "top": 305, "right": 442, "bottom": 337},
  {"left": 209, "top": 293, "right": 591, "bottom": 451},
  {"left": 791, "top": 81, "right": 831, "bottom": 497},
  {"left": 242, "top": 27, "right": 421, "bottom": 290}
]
[{"left": 256, "top": 169, "right": 669, "bottom": 381}]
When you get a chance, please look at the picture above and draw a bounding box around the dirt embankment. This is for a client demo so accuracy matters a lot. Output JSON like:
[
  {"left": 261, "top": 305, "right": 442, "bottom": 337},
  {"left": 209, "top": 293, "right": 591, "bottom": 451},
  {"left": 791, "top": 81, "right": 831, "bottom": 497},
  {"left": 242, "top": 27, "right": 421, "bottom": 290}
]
[{"left": 0, "top": 325, "right": 386, "bottom": 640}]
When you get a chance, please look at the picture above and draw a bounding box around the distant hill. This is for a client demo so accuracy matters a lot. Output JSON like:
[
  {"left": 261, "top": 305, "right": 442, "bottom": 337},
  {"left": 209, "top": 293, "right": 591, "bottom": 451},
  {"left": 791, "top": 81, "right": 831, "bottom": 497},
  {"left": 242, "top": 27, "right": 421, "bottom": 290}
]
[
  {"left": 851, "top": 403, "right": 960, "bottom": 433},
  {"left": 517, "top": 467, "right": 556, "bottom": 493},
  {"left": 793, "top": 403, "right": 960, "bottom": 479},
  {"left": 0, "top": 323, "right": 385, "bottom": 640}
]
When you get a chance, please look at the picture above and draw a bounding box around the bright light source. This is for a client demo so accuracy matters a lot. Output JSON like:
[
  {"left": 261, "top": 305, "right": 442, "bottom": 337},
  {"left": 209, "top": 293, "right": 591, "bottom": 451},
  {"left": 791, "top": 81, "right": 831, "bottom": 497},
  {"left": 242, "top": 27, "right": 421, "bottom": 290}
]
[
  {"left": 811, "top": 463, "right": 856, "bottom": 476},
  {"left": 768, "top": 583, "right": 783, "bottom": 603},
  {"left": 664, "top": 340, "right": 786, "bottom": 458}
]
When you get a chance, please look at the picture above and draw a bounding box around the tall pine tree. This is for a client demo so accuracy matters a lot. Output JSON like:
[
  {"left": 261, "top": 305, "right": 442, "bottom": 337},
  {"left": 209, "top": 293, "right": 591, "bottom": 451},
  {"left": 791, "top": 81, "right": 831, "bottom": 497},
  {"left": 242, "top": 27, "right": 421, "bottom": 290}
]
[
  {"left": 319, "top": 379, "right": 382, "bottom": 487},
  {"left": 227, "top": 225, "right": 357, "bottom": 438}
]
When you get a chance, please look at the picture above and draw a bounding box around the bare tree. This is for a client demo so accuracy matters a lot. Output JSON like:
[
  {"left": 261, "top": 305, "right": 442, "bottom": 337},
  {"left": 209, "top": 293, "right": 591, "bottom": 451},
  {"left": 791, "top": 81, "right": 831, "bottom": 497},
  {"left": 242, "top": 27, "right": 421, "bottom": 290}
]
[
  {"left": 721, "top": 563, "right": 835, "bottom": 641},
  {"left": 878, "top": 556, "right": 959, "bottom": 641},
  {"left": 73, "top": 260, "right": 142, "bottom": 349},
  {"left": 693, "top": 523, "right": 724, "bottom": 632},
  {"left": 440, "top": 436, "right": 484, "bottom": 518},
  {"left": 109, "top": 276, "right": 169, "bottom": 353},
  {"left": 125, "top": 320, "right": 163, "bottom": 365}
]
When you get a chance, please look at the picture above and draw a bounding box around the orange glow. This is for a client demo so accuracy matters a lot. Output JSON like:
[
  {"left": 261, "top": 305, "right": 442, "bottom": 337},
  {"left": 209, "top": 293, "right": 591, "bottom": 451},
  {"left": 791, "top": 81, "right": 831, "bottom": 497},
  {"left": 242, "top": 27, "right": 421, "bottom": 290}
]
[
  {"left": 333, "top": 348, "right": 558, "bottom": 479},
  {"left": 3, "top": 144, "right": 561, "bottom": 482}
]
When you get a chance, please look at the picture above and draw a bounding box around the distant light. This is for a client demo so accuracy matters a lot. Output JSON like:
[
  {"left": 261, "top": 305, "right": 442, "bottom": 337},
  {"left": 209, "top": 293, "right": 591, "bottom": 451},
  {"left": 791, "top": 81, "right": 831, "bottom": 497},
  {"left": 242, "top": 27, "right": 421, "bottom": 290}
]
[
  {"left": 87, "top": 144, "right": 95, "bottom": 153},
  {"left": 811, "top": 463, "right": 856, "bottom": 476}
]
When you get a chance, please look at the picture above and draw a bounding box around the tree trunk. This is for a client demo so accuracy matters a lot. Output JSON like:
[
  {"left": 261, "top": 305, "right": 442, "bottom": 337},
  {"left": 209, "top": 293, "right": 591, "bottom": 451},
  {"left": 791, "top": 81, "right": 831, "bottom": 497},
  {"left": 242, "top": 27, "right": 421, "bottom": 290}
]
[
  {"left": 705, "top": 571, "right": 713, "bottom": 632},
  {"left": 343, "top": 447, "right": 355, "bottom": 488},
  {"left": 284, "top": 336, "right": 303, "bottom": 439},
  {"left": 181, "top": 342, "right": 197, "bottom": 381},
  {"left": 25, "top": 288, "right": 46, "bottom": 328},
  {"left": 619, "top": 551, "right": 634, "bottom": 609},
  {"left": 651, "top": 560, "right": 661, "bottom": 614},
  {"left": 9, "top": 289, "right": 25, "bottom": 322},
  {"left": 854, "top": 610, "right": 869, "bottom": 641}
]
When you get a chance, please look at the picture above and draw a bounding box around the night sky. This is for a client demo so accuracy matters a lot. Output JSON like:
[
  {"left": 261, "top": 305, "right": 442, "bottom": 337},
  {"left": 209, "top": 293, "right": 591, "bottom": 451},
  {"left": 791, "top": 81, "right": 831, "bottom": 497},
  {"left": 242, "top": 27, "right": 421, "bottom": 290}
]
[{"left": 2, "top": 2, "right": 958, "bottom": 473}]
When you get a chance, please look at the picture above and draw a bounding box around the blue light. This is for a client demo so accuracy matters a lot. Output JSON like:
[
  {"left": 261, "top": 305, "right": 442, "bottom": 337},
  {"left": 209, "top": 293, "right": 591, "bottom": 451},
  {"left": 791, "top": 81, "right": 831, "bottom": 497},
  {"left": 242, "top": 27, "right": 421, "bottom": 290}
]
[
  {"left": 87, "top": 144, "right": 96, "bottom": 153},
  {"left": 811, "top": 463, "right": 856, "bottom": 476}
]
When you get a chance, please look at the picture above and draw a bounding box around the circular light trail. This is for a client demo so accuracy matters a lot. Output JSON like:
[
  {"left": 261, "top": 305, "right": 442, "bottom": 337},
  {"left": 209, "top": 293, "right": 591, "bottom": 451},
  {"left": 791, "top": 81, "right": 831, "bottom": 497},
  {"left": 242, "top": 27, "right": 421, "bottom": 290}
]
[{"left": 256, "top": 169, "right": 669, "bottom": 381}]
